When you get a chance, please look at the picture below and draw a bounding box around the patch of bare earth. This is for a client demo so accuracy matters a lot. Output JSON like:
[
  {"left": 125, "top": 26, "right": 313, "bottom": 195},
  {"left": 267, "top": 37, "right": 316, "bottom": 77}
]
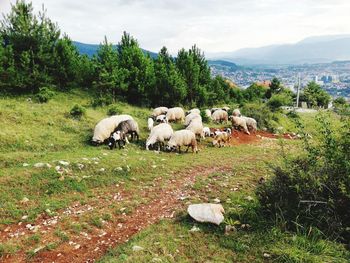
[{"left": 0, "top": 165, "right": 232, "bottom": 263}]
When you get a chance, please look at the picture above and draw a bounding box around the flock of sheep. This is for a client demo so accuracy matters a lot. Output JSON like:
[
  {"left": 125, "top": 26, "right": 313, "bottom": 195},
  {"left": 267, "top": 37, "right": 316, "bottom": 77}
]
[{"left": 91, "top": 106, "right": 258, "bottom": 153}]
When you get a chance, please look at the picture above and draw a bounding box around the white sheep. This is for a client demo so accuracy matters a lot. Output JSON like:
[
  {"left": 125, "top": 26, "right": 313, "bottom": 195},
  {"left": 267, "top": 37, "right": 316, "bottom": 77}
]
[
  {"left": 186, "top": 108, "right": 200, "bottom": 115},
  {"left": 211, "top": 109, "right": 228, "bottom": 123},
  {"left": 156, "top": 114, "right": 168, "bottom": 123},
  {"left": 185, "top": 112, "right": 202, "bottom": 126},
  {"left": 232, "top": 109, "right": 241, "bottom": 117},
  {"left": 203, "top": 127, "right": 211, "bottom": 137},
  {"left": 230, "top": 116, "right": 250, "bottom": 135},
  {"left": 242, "top": 116, "right": 257, "bottom": 132},
  {"left": 211, "top": 107, "right": 221, "bottom": 114},
  {"left": 92, "top": 115, "right": 134, "bottom": 144},
  {"left": 152, "top": 107, "right": 168, "bottom": 117},
  {"left": 146, "top": 123, "right": 174, "bottom": 151},
  {"left": 167, "top": 130, "right": 198, "bottom": 153},
  {"left": 222, "top": 106, "right": 230, "bottom": 112},
  {"left": 212, "top": 132, "right": 230, "bottom": 147},
  {"left": 205, "top": 109, "right": 212, "bottom": 118},
  {"left": 147, "top": 117, "right": 154, "bottom": 131},
  {"left": 166, "top": 107, "right": 185, "bottom": 122},
  {"left": 186, "top": 118, "right": 204, "bottom": 139}
]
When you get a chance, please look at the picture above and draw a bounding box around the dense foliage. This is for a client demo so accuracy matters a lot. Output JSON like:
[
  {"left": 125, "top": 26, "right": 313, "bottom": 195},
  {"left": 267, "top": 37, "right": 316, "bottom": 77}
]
[
  {"left": 257, "top": 114, "right": 350, "bottom": 242},
  {"left": 302, "top": 81, "right": 331, "bottom": 108}
]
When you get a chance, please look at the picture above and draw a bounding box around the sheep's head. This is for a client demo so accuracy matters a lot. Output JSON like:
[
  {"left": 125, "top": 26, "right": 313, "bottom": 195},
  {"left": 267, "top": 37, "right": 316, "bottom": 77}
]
[{"left": 108, "top": 136, "right": 116, "bottom": 149}]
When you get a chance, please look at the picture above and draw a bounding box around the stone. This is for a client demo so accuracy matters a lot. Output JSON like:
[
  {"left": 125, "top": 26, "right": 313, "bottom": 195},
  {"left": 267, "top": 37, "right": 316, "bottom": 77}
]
[
  {"left": 34, "top": 162, "right": 50, "bottom": 168},
  {"left": 263, "top": 253, "right": 271, "bottom": 258},
  {"left": 20, "top": 197, "right": 29, "bottom": 204},
  {"left": 132, "top": 245, "right": 144, "bottom": 252},
  {"left": 189, "top": 225, "right": 201, "bottom": 232},
  {"left": 187, "top": 203, "right": 224, "bottom": 225},
  {"left": 23, "top": 163, "right": 29, "bottom": 167}
]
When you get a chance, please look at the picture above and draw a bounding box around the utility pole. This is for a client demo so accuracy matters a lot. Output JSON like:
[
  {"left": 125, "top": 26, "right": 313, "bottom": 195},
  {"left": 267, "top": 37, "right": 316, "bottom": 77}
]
[{"left": 296, "top": 73, "right": 301, "bottom": 108}]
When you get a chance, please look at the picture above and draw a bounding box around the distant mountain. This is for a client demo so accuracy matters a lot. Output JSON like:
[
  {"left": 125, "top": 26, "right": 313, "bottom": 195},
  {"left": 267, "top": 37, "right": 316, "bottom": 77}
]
[
  {"left": 207, "top": 60, "right": 240, "bottom": 72},
  {"left": 208, "top": 35, "right": 350, "bottom": 65},
  {"left": 73, "top": 41, "right": 158, "bottom": 58}
]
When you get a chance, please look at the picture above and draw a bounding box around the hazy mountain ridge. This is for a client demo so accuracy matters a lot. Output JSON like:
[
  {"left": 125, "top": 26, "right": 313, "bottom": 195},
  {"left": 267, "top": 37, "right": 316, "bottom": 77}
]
[
  {"left": 208, "top": 35, "right": 350, "bottom": 65},
  {"left": 73, "top": 41, "right": 158, "bottom": 58}
]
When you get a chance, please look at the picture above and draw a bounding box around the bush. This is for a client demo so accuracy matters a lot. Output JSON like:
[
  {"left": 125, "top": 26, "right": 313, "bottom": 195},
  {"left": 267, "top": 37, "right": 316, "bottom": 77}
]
[
  {"left": 91, "top": 96, "right": 113, "bottom": 107},
  {"left": 69, "top": 104, "right": 86, "bottom": 119},
  {"left": 267, "top": 93, "right": 293, "bottom": 111},
  {"left": 200, "top": 109, "right": 210, "bottom": 123},
  {"left": 241, "top": 103, "right": 278, "bottom": 132},
  {"left": 107, "top": 105, "right": 122, "bottom": 116},
  {"left": 257, "top": 114, "right": 350, "bottom": 242},
  {"left": 35, "top": 87, "right": 55, "bottom": 103}
]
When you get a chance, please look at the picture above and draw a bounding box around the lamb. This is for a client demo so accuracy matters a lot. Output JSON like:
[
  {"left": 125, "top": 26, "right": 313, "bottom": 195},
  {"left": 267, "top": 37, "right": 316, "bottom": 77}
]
[
  {"left": 186, "top": 118, "right": 204, "bottom": 139},
  {"left": 230, "top": 116, "right": 250, "bottom": 135},
  {"left": 146, "top": 123, "right": 174, "bottom": 151},
  {"left": 242, "top": 116, "right": 257, "bottom": 132},
  {"left": 186, "top": 108, "right": 200, "bottom": 115},
  {"left": 114, "top": 119, "right": 140, "bottom": 142},
  {"left": 203, "top": 127, "right": 211, "bottom": 137},
  {"left": 212, "top": 132, "right": 230, "bottom": 147},
  {"left": 166, "top": 107, "right": 185, "bottom": 122},
  {"left": 167, "top": 130, "right": 198, "bottom": 153},
  {"left": 205, "top": 109, "right": 212, "bottom": 118},
  {"left": 232, "top": 109, "right": 241, "bottom": 117},
  {"left": 156, "top": 114, "right": 168, "bottom": 123},
  {"left": 185, "top": 112, "right": 202, "bottom": 126},
  {"left": 92, "top": 114, "right": 133, "bottom": 145},
  {"left": 108, "top": 131, "right": 127, "bottom": 149},
  {"left": 147, "top": 117, "right": 154, "bottom": 131},
  {"left": 152, "top": 107, "right": 168, "bottom": 117},
  {"left": 211, "top": 109, "right": 228, "bottom": 123}
]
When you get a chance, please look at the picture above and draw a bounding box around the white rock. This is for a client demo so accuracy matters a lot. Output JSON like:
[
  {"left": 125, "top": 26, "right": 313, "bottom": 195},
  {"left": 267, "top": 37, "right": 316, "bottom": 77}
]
[
  {"left": 21, "top": 215, "right": 28, "bottom": 220},
  {"left": 34, "top": 163, "right": 44, "bottom": 168},
  {"left": 116, "top": 167, "right": 123, "bottom": 171},
  {"left": 213, "top": 198, "right": 221, "bottom": 203},
  {"left": 20, "top": 197, "right": 29, "bottom": 204},
  {"left": 263, "top": 253, "right": 271, "bottom": 258},
  {"left": 187, "top": 204, "right": 224, "bottom": 225},
  {"left": 59, "top": 160, "right": 69, "bottom": 166},
  {"left": 23, "top": 163, "right": 29, "bottom": 167},
  {"left": 132, "top": 245, "right": 144, "bottom": 252},
  {"left": 33, "top": 246, "right": 45, "bottom": 254},
  {"left": 99, "top": 168, "right": 105, "bottom": 172},
  {"left": 189, "top": 225, "right": 201, "bottom": 232}
]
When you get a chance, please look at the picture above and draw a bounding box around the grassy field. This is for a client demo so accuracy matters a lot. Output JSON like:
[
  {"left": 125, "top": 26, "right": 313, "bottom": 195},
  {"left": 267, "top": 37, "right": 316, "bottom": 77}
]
[{"left": 0, "top": 91, "right": 349, "bottom": 262}]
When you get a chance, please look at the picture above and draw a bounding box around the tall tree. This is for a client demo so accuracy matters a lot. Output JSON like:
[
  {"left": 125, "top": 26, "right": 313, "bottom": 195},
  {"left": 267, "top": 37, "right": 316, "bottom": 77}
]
[
  {"left": 303, "top": 81, "right": 331, "bottom": 108},
  {"left": 151, "top": 46, "right": 187, "bottom": 107},
  {"left": 118, "top": 32, "right": 155, "bottom": 105},
  {"left": 266, "top": 77, "right": 281, "bottom": 98},
  {"left": 93, "top": 36, "right": 126, "bottom": 101}
]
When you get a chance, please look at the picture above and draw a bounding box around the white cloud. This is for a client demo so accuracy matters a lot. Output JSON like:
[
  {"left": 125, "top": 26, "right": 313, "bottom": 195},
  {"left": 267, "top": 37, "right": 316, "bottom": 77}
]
[{"left": 1, "top": 0, "right": 350, "bottom": 54}]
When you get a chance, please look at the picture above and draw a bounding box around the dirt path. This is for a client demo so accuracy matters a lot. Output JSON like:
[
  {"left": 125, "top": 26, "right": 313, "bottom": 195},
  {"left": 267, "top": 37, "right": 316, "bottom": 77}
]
[{"left": 1, "top": 165, "right": 232, "bottom": 263}]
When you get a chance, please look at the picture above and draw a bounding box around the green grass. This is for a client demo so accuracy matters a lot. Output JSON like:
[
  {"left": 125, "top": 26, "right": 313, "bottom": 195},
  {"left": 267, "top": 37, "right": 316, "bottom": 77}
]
[{"left": 0, "top": 90, "right": 348, "bottom": 262}]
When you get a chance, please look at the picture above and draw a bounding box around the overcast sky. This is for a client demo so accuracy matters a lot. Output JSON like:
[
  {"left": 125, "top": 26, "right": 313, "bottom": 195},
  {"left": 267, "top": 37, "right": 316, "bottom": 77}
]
[{"left": 1, "top": 0, "right": 350, "bottom": 54}]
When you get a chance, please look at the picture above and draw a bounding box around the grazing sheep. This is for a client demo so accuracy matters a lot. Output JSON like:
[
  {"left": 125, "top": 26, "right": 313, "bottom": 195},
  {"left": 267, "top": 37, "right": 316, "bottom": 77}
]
[
  {"left": 186, "top": 118, "right": 205, "bottom": 139},
  {"left": 186, "top": 108, "right": 200, "bottom": 115},
  {"left": 156, "top": 114, "right": 168, "bottom": 123},
  {"left": 147, "top": 117, "right": 154, "bottom": 131},
  {"left": 146, "top": 123, "right": 174, "bottom": 151},
  {"left": 230, "top": 116, "right": 250, "bottom": 135},
  {"left": 212, "top": 132, "right": 230, "bottom": 147},
  {"left": 185, "top": 112, "right": 202, "bottom": 126},
  {"left": 152, "top": 107, "right": 168, "bottom": 117},
  {"left": 232, "top": 109, "right": 241, "bottom": 117},
  {"left": 242, "top": 116, "right": 257, "bottom": 132},
  {"left": 211, "top": 109, "right": 228, "bottom": 123},
  {"left": 167, "top": 130, "right": 198, "bottom": 153},
  {"left": 166, "top": 107, "right": 185, "bottom": 122},
  {"left": 92, "top": 115, "right": 133, "bottom": 145},
  {"left": 108, "top": 131, "right": 127, "bottom": 149},
  {"left": 223, "top": 127, "right": 232, "bottom": 135},
  {"left": 203, "top": 127, "right": 211, "bottom": 137},
  {"left": 222, "top": 106, "right": 230, "bottom": 112},
  {"left": 205, "top": 109, "right": 212, "bottom": 118},
  {"left": 211, "top": 107, "right": 221, "bottom": 114},
  {"left": 114, "top": 119, "right": 140, "bottom": 142}
]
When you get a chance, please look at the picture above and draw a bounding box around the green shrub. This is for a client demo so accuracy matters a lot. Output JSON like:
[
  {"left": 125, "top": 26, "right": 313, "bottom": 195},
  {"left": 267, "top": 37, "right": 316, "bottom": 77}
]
[
  {"left": 35, "top": 87, "right": 55, "bottom": 103},
  {"left": 257, "top": 114, "right": 350, "bottom": 242},
  {"left": 69, "top": 104, "right": 86, "bottom": 119},
  {"left": 91, "top": 96, "right": 113, "bottom": 107},
  {"left": 107, "top": 105, "right": 122, "bottom": 116},
  {"left": 267, "top": 93, "right": 293, "bottom": 111},
  {"left": 241, "top": 103, "right": 278, "bottom": 132},
  {"left": 200, "top": 109, "right": 210, "bottom": 123}
]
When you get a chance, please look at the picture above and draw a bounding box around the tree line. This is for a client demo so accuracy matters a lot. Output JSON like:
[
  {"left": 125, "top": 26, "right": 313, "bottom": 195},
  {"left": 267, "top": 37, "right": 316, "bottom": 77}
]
[{"left": 0, "top": 1, "right": 332, "bottom": 109}]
